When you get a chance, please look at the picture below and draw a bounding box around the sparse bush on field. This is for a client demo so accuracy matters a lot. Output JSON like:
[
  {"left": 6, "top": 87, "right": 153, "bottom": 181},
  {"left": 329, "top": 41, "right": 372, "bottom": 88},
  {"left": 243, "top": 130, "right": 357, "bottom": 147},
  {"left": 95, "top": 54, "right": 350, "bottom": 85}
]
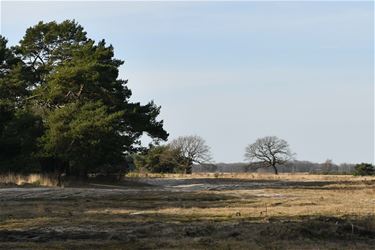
[
  {"left": 133, "top": 145, "right": 188, "bottom": 173},
  {"left": 353, "top": 163, "right": 375, "bottom": 176}
]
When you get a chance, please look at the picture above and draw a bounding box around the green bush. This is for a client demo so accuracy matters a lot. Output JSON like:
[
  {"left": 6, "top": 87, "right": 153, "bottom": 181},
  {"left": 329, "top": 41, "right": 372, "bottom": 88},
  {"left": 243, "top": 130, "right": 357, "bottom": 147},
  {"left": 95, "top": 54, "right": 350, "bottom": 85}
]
[
  {"left": 353, "top": 163, "right": 374, "bottom": 176},
  {"left": 133, "top": 145, "right": 188, "bottom": 173}
]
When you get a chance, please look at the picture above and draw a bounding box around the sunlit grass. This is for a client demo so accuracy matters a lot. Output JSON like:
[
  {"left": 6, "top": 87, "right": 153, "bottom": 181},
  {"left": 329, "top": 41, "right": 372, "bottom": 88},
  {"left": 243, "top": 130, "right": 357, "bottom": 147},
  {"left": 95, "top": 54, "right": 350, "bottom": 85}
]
[
  {"left": 1, "top": 173, "right": 374, "bottom": 249},
  {"left": 0, "top": 173, "right": 58, "bottom": 187}
]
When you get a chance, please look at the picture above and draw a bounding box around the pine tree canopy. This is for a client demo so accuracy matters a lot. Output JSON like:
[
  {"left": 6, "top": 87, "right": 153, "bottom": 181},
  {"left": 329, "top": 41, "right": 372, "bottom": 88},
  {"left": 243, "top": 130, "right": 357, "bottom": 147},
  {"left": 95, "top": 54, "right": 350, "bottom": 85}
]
[{"left": 0, "top": 20, "right": 168, "bottom": 175}]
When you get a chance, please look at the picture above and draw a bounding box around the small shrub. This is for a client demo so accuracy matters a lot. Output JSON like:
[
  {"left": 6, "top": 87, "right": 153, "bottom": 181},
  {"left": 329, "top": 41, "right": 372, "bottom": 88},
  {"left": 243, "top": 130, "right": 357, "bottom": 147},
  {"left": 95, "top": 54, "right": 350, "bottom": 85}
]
[
  {"left": 133, "top": 145, "right": 188, "bottom": 173},
  {"left": 31, "top": 180, "right": 41, "bottom": 186},
  {"left": 353, "top": 163, "right": 374, "bottom": 176}
]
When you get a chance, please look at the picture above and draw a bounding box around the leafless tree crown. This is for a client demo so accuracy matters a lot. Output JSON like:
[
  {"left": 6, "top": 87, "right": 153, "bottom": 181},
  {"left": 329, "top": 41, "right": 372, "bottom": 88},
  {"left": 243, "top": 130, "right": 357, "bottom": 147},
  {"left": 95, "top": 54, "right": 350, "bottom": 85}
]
[
  {"left": 244, "top": 136, "right": 293, "bottom": 167},
  {"left": 169, "top": 135, "right": 212, "bottom": 164}
]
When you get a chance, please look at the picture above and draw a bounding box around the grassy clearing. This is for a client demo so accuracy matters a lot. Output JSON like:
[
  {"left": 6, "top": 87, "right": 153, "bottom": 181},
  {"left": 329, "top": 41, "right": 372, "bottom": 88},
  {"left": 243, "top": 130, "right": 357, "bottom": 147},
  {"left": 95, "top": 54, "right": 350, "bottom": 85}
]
[{"left": 0, "top": 173, "right": 374, "bottom": 249}]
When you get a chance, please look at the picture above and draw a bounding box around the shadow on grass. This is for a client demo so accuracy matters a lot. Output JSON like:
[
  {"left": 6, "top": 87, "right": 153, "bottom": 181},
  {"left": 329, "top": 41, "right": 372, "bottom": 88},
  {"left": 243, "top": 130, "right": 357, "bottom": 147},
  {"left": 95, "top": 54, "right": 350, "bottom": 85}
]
[
  {"left": 0, "top": 214, "right": 374, "bottom": 249},
  {"left": 1, "top": 178, "right": 374, "bottom": 249},
  {"left": 138, "top": 177, "right": 363, "bottom": 191}
]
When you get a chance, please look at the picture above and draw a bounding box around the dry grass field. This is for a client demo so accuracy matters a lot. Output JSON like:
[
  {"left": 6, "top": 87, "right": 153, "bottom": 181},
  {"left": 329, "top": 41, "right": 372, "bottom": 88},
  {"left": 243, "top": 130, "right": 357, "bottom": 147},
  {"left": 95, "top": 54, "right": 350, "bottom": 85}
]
[{"left": 0, "top": 173, "right": 374, "bottom": 249}]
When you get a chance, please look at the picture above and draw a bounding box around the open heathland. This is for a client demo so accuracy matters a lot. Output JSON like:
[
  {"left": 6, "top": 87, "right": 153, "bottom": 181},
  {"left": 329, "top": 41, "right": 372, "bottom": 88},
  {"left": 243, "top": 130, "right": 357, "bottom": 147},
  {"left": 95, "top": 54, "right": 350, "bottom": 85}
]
[{"left": 0, "top": 173, "right": 374, "bottom": 249}]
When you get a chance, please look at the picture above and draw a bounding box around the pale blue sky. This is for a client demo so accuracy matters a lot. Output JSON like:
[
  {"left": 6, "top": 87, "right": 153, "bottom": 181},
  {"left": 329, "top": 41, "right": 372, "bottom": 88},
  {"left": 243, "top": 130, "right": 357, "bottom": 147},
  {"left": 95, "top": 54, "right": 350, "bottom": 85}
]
[{"left": 1, "top": 1, "right": 374, "bottom": 164}]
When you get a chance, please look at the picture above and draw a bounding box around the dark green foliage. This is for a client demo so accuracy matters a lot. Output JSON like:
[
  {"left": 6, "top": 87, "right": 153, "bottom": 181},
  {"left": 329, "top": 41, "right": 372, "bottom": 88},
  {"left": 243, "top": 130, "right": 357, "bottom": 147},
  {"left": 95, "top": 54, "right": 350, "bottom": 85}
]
[
  {"left": 353, "top": 163, "right": 374, "bottom": 176},
  {"left": 134, "top": 145, "right": 188, "bottom": 173},
  {"left": 39, "top": 101, "right": 125, "bottom": 174},
  {"left": 0, "top": 110, "right": 43, "bottom": 172},
  {"left": 0, "top": 36, "right": 26, "bottom": 129},
  {"left": 0, "top": 36, "right": 43, "bottom": 172},
  {"left": 0, "top": 20, "right": 168, "bottom": 176}
]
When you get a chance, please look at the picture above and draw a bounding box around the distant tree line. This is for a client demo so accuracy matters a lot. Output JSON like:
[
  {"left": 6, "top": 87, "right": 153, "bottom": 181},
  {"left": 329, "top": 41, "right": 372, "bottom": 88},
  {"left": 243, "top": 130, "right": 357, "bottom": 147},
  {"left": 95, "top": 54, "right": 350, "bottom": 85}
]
[
  {"left": 193, "top": 161, "right": 374, "bottom": 175},
  {"left": 136, "top": 135, "right": 374, "bottom": 176}
]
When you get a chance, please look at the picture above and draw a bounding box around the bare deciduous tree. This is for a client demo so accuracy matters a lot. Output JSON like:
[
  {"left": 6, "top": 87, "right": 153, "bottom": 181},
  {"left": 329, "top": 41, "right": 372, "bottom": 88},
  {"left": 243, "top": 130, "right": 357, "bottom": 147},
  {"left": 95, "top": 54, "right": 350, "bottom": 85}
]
[
  {"left": 169, "top": 135, "right": 212, "bottom": 173},
  {"left": 244, "top": 136, "right": 294, "bottom": 174}
]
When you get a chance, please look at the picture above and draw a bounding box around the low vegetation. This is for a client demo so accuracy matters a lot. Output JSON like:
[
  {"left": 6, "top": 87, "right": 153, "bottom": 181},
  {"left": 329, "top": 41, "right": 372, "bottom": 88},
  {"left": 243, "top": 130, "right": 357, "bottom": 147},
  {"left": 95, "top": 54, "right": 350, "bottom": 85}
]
[
  {"left": 354, "top": 163, "right": 375, "bottom": 176},
  {"left": 0, "top": 173, "right": 374, "bottom": 249}
]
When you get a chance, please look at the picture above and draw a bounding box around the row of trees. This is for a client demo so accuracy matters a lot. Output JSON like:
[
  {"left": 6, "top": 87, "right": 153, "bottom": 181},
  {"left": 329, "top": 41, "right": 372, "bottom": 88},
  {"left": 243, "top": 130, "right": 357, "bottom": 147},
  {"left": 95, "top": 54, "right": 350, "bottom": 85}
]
[
  {"left": 0, "top": 20, "right": 168, "bottom": 177},
  {"left": 135, "top": 135, "right": 294, "bottom": 175},
  {"left": 138, "top": 135, "right": 374, "bottom": 176}
]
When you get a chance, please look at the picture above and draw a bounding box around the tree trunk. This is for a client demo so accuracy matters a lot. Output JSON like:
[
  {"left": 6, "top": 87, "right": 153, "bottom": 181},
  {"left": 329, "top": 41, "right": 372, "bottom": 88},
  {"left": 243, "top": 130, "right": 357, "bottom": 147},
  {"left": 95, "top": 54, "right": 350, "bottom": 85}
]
[
  {"left": 56, "top": 172, "right": 62, "bottom": 187},
  {"left": 272, "top": 164, "right": 278, "bottom": 175}
]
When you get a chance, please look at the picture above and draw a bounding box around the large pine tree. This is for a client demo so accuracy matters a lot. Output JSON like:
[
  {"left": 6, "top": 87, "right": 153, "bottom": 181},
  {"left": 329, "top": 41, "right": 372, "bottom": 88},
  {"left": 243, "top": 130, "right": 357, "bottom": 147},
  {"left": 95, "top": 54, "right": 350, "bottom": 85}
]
[{"left": 0, "top": 20, "right": 168, "bottom": 176}]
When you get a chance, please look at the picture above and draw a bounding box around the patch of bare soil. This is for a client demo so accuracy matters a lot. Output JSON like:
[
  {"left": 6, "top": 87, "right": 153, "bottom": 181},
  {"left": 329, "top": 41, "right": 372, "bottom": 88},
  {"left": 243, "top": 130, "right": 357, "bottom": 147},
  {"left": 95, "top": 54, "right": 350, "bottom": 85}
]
[{"left": 137, "top": 177, "right": 341, "bottom": 191}]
